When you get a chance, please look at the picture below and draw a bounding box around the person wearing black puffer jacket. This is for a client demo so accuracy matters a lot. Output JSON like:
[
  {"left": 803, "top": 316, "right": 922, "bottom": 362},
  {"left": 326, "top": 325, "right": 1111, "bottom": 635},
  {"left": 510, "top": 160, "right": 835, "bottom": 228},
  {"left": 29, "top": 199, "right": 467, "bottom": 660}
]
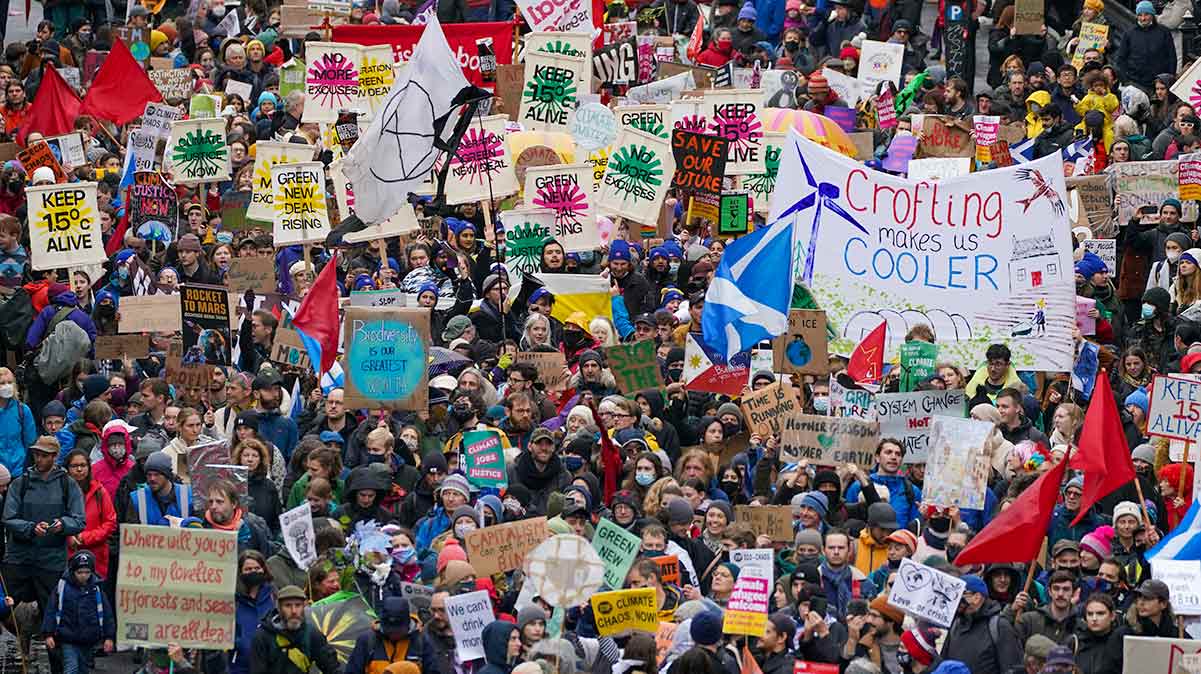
[
  {"left": 1070, "top": 593, "right": 1125, "bottom": 674},
  {"left": 1114, "top": 1, "right": 1177, "bottom": 92}
]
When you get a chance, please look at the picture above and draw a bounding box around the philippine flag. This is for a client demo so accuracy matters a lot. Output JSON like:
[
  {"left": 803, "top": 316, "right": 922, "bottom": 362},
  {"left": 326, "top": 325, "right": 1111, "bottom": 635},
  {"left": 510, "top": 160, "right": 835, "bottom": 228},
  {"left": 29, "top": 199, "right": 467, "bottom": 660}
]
[{"left": 683, "top": 333, "right": 750, "bottom": 396}]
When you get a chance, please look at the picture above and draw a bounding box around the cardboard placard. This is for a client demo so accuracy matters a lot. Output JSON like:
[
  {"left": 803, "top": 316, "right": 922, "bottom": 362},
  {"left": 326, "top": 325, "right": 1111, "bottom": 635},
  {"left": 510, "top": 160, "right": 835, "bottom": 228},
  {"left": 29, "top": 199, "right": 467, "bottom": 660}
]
[
  {"left": 886, "top": 558, "right": 966, "bottom": 628},
  {"left": 514, "top": 351, "right": 570, "bottom": 390},
  {"left": 270, "top": 327, "right": 312, "bottom": 370},
  {"left": 740, "top": 381, "right": 802, "bottom": 437},
  {"left": 116, "top": 525, "right": 237, "bottom": 649},
  {"left": 149, "top": 68, "right": 194, "bottom": 102},
  {"left": 1066, "top": 174, "right": 1114, "bottom": 237},
  {"left": 18, "top": 140, "right": 67, "bottom": 183},
  {"left": 464, "top": 516, "right": 549, "bottom": 577},
  {"left": 119, "top": 294, "right": 182, "bottom": 333},
  {"left": 918, "top": 117, "right": 974, "bottom": 158},
  {"left": 771, "top": 309, "right": 828, "bottom": 375},
  {"left": 496, "top": 63, "right": 525, "bottom": 121},
  {"left": 279, "top": 503, "right": 318, "bottom": 570},
  {"left": 1121, "top": 636, "right": 1201, "bottom": 673},
  {"left": 165, "top": 356, "right": 215, "bottom": 390},
  {"left": 225, "top": 256, "right": 276, "bottom": 294},
  {"left": 1152, "top": 559, "right": 1201, "bottom": 616},
  {"left": 733, "top": 505, "right": 793, "bottom": 542},
  {"left": 592, "top": 37, "right": 638, "bottom": 85},
  {"left": 94, "top": 334, "right": 150, "bottom": 360},
  {"left": 342, "top": 307, "right": 430, "bottom": 411},
  {"left": 1014, "top": 0, "right": 1044, "bottom": 34},
  {"left": 656, "top": 61, "right": 714, "bottom": 89},
  {"left": 608, "top": 340, "right": 664, "bottom": 393},
  {"left": 779, "top": 414, "right": 881, "bottom": 466}
]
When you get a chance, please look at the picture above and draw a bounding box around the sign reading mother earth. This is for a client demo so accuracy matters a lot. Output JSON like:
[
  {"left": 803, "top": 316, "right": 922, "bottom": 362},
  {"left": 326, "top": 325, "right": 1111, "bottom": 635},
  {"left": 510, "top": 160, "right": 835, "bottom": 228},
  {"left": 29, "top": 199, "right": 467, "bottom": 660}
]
[
  {"left": 27, "top": 182, "right": 105, "bottom": 270},
  {"left": 342, "top": 307, "right": 430, "bottom": 411}
]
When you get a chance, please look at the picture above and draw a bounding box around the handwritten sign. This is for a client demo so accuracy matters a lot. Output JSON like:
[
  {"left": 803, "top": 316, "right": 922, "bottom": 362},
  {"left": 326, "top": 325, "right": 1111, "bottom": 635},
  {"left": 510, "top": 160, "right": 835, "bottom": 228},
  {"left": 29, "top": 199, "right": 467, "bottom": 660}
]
[
  {"left": 342, "top": 307, "right": 429, "bottom": 411},
  {"left": 149, "top": 68, "right": 194, "bottom": 102},
  {"left": 1122, "top": 637, "right": 1201, "bottom": 674},
  {"left": 1152, "top": 559, "right": 1201, "bottom": 616},
  {"left": 779, "top": 414, "right": 881, "bottom": 467},
  {"left": 652, "top": 555, "right": 679, "bottom": 585},
  {"left": 919, "top": 117, "right": 974, "bottom": 158},
  {"left": 128, "top": 172, "right": 176, "bottom": 241},
  {"left": 591, "top": 588, "right": 657, "bottom": 636},
  {"left": 270, "top": 327, "right": 312, "bottom": 370},
  {"left": 446, "top": 590, "right": 492, "bottom": 661},
  {"left": 1149, "top": 374, "right": 1201, "bottom": 442},
  {"left": 167, "top": 118, "right": 230, "bottom": 185},
  {"left": 225, "top": 256, "right": 276, "bottom": 294},
  {"left": 887, "top": 558, "right": 965, "bottom": 628},
  {"left": 1066, "top": 174, "right": 1114, "bottom": 237},
  {"left": 464, "top": 516, "right": 548, "bottom": 577},
  {"left": 741, "top": 381, "right": 802, "bottom": 437},
  {"left": 733, "top": 505, "right": 793, "bottom": 542},
  {"left": 514, "top": 351, "right": 569, "bottom": 390},
  {"left": 94, "top": 334, "right": 150, "bottom": 360},
  {"left": 608, "top": 340, "right": 664, "bottom": 393},
  {"left": 27, "top": 182, "right": 105, "bottom": 270},
  {"left": 770, "top": 309, "right": 827, "bottom": 375},
  {"left": 1014, "top": 0, "right": 1043, "bottom": 33},
  {"left": 19, "top": 140, "right": 67, "bottom": 183},
  {"left": 672, "top": 129, "right": 727, "bottom": 197},
  {"left": 116, "top": 524, "right": 237, "bottom": 649},
  {"left": 119, "top": 294, "right": 182, "bottom": 333},
  {"left": 1072, "top": 22, "right": 1109, "bottom": 70},
  {"left": 871, "top": 390, "right": 966, "bottom": 463},
  {"left": 165, "top": 357, "right": 215, "bottom": 390},
  {"left": 1114, "top": 161, "right": 1198, "bottom": 226}
]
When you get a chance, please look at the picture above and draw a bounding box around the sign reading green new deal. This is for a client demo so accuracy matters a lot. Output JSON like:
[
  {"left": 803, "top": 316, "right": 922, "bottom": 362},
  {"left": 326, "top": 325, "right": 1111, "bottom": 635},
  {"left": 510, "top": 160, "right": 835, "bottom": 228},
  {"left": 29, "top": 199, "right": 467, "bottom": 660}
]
[{"left": 343, "top": 307, "right": 430, "bottom": 411}]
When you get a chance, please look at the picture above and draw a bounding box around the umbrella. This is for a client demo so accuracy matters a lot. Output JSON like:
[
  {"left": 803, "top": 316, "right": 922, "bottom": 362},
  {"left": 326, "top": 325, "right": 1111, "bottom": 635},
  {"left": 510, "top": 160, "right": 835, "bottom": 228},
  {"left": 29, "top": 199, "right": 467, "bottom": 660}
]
[
  {"left": 136, "top": 220, "right": 172, "bottom": 244},
  {"left": 761, "top": 108, "right": 858, "bottom": 159},
  {"left": 428, "top": 346, "right": 470, "bottom": 377},
  {"left": 310, "top": 591, "right": 375, "bottom": 663},
  {"left": 523, "top": 534, "right": 606, "bottom": 608}
]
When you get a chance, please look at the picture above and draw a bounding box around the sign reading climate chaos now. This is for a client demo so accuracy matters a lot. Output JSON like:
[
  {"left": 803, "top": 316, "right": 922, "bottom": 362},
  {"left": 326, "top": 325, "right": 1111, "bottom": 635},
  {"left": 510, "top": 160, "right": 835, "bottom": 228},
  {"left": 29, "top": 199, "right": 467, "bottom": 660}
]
[{"left": 590, "top": 588, "right": 658, "bottom": 637}]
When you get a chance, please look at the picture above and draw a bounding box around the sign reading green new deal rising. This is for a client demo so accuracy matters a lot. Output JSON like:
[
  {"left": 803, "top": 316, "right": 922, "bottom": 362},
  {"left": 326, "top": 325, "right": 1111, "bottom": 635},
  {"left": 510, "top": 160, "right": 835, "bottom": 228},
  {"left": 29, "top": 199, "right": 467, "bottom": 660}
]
[
  {"left": 1148, "top": 374, "right": 1201, "bottom": 442},
  {"left": 343, "top": 307, "right": 429, "bottom": 412},
  {"left": 463, "top": 430, "right": 507, "bottom": 489},
  {"left": 593, "top": 518, "right": 640, "bottom": 589}
]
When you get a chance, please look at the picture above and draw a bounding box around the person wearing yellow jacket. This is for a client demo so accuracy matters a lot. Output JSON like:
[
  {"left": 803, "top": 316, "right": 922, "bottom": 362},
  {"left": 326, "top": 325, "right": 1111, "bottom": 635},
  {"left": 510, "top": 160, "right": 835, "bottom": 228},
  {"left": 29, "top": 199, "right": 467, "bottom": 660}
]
[
  {"left": 854, "top": 502, "right": 899, "bottom": 577},
  {"left": 1074, "top": 70, "right": 1119, "bottom": 150}
]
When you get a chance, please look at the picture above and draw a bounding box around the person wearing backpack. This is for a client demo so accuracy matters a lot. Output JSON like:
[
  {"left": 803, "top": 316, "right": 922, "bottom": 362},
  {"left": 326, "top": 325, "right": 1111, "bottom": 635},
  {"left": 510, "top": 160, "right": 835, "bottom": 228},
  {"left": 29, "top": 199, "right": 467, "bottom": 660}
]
[
  {"left": 41, "top": 550, "right": 115, "bottom": 674},
  {"left": 24, "top": 283, "right": 96, "bottom": 353},
  {"left": 940, "top": 574, "right": 1023, "bottom": 674},
  {"left": 2, "top": 435, "right": 85, "bottom": 674},
  {"left": 22, "top": 283, "right": 96, "bottom": 423},
  {"left": 0, "top": 367, "right": 36, "bottom": 479}
]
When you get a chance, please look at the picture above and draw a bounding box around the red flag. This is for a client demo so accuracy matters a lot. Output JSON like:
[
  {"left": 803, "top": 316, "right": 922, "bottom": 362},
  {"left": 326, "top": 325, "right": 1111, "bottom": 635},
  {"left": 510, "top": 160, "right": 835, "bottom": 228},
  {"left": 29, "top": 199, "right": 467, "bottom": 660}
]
[
  {"left": 17, "top": 67, "right": 81, "bottom": 146},
  {"left": 80, "top": 39, "right": 163, "bottom": 126},
  {"left": 1071, "top": 370, "right": 1137, "bottom": 525},
  {"left": 847, "top": 321, "right": 886, "bottom": 384},
  {"left": 686, "top": 13, "right": 706, "bottom": 62},
  {"left": 741, "top": 645, "right": 763, "bottom": 674},
  {"left": 290, "top": 252, "right": 341, "bottom": 376},
  {"left": 954, "top": 451, "right": 1070, "bottom": 566}
]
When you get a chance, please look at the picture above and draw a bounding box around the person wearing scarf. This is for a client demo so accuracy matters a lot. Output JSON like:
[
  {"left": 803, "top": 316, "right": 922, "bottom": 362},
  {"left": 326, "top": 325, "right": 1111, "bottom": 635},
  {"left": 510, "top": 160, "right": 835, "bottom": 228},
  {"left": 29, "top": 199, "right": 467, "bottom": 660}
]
[
  {"left": 818, "top": 530, "right": 876, "bottom": 620},
  {"left": 202, "top": 479, "right": 272, "bottom": 557}
]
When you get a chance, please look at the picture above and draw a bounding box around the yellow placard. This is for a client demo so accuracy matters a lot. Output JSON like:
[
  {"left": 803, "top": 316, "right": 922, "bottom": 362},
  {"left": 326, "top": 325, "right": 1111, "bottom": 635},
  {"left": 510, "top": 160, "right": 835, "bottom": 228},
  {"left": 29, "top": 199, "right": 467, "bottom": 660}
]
[{"left": 590, "top": 588, "right": 658, "bottom": 636}]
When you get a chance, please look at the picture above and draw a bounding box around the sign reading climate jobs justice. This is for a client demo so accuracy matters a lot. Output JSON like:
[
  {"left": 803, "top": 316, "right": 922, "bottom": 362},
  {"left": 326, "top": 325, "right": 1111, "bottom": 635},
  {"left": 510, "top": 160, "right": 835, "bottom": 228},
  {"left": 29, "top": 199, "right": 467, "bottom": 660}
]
[
  {"left": 271, "top": 161, "right": 330, "bottom": 246},
  {"left": 343, "top": 307, "right": 430, "bottom": 411},
  {"left": 27, "top": 182, "right": 105, "bottom": 270},
  {"left": 116, "top": 524, "right": 237, "bottom": 649}
]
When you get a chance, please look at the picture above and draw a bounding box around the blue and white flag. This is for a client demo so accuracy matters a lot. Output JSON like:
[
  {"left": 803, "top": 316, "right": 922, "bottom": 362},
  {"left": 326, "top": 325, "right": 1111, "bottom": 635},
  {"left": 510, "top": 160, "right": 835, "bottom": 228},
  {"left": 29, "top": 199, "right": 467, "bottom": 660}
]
[
  {"left": 700, "top": 219, "right": 794, "bottom": 363},
  {"left": 1011, "top": 136, "right": 1092, "bottom": 165},
  {"left": 320, "top": 361, "right": 345, "bottom": 395},
  {"left": 1149, "top": 448, "right": 1201, "bottom": 560}
]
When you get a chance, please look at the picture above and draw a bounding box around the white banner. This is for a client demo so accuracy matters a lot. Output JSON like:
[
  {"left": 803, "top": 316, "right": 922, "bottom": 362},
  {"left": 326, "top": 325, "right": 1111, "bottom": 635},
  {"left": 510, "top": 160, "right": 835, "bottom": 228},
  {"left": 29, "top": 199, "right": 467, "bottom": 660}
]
[{"left": 769, "top": 132, "right": 1075, "bottom": 370}]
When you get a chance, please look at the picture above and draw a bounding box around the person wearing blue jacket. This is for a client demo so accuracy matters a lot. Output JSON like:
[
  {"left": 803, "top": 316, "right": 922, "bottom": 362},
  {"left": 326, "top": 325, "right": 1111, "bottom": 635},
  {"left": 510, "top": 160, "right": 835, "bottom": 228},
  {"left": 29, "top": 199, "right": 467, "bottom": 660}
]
[
  {"left": 0, "top": 368, "right": 36, "bottom": 478},
  {"left": 254, "top": 373, "right": 299, "bottom": 461},
  {"left": 753, "top": 0, "right": 786, "bottom": 43},
  {"left": 24, "top": 284, "right": 97, "bottom": 350},
  {"left": 230, "top": 550, "right": 276, "bottom": 674},
  {"left": 844, "top": 439, "right": 923, "bottom": 529},
  {"left": 42, "top": 550, "right": 115, "bottom": 674}
]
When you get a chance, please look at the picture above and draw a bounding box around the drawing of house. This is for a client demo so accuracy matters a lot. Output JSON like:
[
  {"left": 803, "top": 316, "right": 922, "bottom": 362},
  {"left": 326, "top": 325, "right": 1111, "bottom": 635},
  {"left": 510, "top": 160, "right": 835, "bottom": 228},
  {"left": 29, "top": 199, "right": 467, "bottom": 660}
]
[{"left": 1009, "top": 234, "right": 1061, "bottom": 293}]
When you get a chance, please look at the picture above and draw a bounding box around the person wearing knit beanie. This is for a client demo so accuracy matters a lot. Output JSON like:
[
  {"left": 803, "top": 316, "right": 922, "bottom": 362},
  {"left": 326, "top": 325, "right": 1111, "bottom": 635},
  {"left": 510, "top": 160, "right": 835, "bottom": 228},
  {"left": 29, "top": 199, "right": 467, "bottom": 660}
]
[
  {"left": 437, "top": 537, "right": 468, "bottom": 574},
  {"left": 900, "top": 626, "right": 940, "bottom": 668},
  {"left": 1083, "top": 0, "right": 1103, "bottom": 13},
  {"left": 1080, "top": 525, "right": 1114, "bottom": 568},
  {"left": 690, "top": 609, "right": 725, "bottom": 646},
  {"left": 869, "top": 594, "right": 904, "bottom": 625},
  {"left": 807, "top": 71, "right": 829, "bottom": 98},
  {"left": 516, "top": 605, "right": 548, "bottom": 645},
  {"left": 797, "top": 491, "right": 828, "bottom": 530},
  {"left": 439, "top": 559, "right": 477, "bottom": 588}
]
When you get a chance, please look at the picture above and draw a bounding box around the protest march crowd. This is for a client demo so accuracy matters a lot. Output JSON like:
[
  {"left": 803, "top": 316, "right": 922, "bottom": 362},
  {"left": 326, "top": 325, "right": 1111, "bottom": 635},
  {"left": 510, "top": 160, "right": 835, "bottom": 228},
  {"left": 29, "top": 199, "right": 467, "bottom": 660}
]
[{"left": 9, "top": 0, "right": 1201, "bottom": 669}]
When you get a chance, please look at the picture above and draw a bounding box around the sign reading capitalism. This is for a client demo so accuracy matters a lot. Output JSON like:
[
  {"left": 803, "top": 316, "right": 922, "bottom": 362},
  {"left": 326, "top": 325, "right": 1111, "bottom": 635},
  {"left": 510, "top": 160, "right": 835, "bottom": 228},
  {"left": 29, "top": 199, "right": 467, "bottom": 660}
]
[{"left": 767, "top": 131, "right": 1075, "bottom": 371}]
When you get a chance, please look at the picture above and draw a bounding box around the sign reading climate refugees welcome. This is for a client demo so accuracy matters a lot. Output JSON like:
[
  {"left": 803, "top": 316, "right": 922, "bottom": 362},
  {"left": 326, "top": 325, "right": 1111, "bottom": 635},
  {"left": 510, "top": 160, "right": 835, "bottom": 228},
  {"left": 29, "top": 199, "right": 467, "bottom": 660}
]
[{"left": 768, "top": 131, "right": 1075, "bottom": 371}]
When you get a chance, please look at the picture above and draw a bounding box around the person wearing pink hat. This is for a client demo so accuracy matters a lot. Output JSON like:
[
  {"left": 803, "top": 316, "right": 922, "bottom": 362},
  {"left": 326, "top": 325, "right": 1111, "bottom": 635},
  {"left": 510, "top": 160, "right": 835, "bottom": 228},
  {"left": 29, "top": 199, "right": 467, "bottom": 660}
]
[{"left": 1080, "top": 525, "right": 1114, "bottom": 574}]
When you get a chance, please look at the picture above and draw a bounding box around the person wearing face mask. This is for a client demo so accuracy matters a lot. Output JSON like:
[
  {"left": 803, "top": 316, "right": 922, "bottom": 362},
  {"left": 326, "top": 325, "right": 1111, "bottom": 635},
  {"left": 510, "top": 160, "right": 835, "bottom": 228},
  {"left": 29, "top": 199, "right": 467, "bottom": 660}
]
[
  {"left": 231, "top": 551, "right": 276, "bottom": 674},
  {"left": 0, "top": 367, "right": 35, "bottom": 480},
  {"left": 1146, "top": 231, "right": 1190, "bottom": 294},
  {"left": 0, "top": 163, "right": 25, "bottom": 216},
  {"left": 345, "top": 596, "right": 424, "bottom": 673},
  {"left": 697, "top": 27, "right": 737, "bottom": 67},
  {"left": 334, "top": 465, "right": 396, "bottom": 531},
  {"left": 89, "top": 288, "right": 119, "bottom": 337},
  {"left": 91, "top": 420, "right": 134, "bottom": 501},
  {"left": 450, "top": 506, "right": 480, "bottom": 543},
  {"left": 1128, "top": 287, "right": 1176, "bottom": 373}
]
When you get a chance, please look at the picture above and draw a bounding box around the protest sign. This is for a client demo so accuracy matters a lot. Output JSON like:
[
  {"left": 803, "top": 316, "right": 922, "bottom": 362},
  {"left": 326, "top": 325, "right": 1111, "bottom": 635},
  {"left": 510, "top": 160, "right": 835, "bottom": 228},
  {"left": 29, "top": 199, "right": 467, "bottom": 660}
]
[
  {"left": 167, "top": 118, "right": 230, "bottom": 184},
  {"left": 342, "top": 307, "right": 430, "bottom": 411},
  {"left": 1183, "top": 153, "right": 1201, "bottom": 201},
  {"left": 514, "top": 351, "right": 569, "bottom": 390},
  {"left": 591, "top": 588, "right": 658, "bottom": 636},
  {"left": 18, "top": 140, "right": 67, "bottom": 183},
  {"left": 1014, "top": 0, "right": 1043, "bottom": 33},
  {"left": 877, "top": 89, "right": 898, "bottom": 129},
  {"left": 1149, "top": 374, "right": 1201, "bottom": 442},
  {"left": 671, "top": 129, "right": 727, "bottom": 197},
  {"left": 743, "top": 132, "right": 784, "bottom": 214},
  {"left": 225, "top": 256, "right": 276, "bottom": 294},
  {"left": 729, "top": 548, "right": 774, "bottom": 579},
  {"left": 617, "top": 104, "right": 670, "bottom": 139},
  {"left": 723, "top": 570, "right": 771, "bottom": 636},
  {"left": 857, "top": 40, "right": 904, "bottom": 89},
  {"left": 45, "top": 132, "right": 86, "bottom": 168},
  {"left": 570, "top": 102, "right": 617, "bottom": 152},
  {"left": 117, "top": 525, "right": 237, "bottom": 649},
  {"left": 165, "top": 357, "right": 215, "bottom": 390},
  {"left": 119, "top": 294, "right": 182, "bottom": 333},
  {"left": 302, "top": 42, "right": 360, "bottom": 123},
  {"left": 271, "top": 161, "right": 329, "bottom": 246},
  {"left": 1172, "top": 58, "right": 1201, "bottom": 110},
  {"left": 1152, "top": 559, "right": 1201, "bottom": 616},
  {"left": 95, "top": 335, "right": 150, "bottom": 360},
  {"left": 779, "top": 414, "right": 881, "bottom": 466},
  {"left": 898, "top": 340, "right": 940, "bottom": 391},
  {"left": 1082, "top": 239, "right": 1117, "bottom": 276},
  {"left": 770, "top": 133, "right": 1075, "bottom": 371},
  {"left": 463, "top": 429, "right": 508, "bottom": 489},
  {"left": 1115, "top": 161, "right": 1198, "bottom": 225},
  {"left": 465, "top": 516, "right": 549, "bottom": 576},
  {"left": 445, "top": 114, "right": 519, "bottom": 204},
  {"left": 609, "top": 340, "right": 664, "bottom": 393},
  {"left": 602, "top": 20, "right": 636, "bottom": 44},
  {"left": 822, "top": 66, "right": 861, "bottom": 106},
  {"left": 829, "top": 377, "right": 875, "bottom": 418},
  {"left": 357, "top": 44, "right": 394, "bottom": 119},
  {"left": 882, "top": 134, "right": 918, "bottom": 173},
  {"left": 1072, "top": 22, "right": 1109, "bottom": 69},
  {"left": 718, "top": 191, "right": 750, "bottom": 235},
  {"left": 279, "top": 503, "right": 318, "bottom": 570},
  {"left": 593, "top": 38, "right": 638, "bottom": 85},
  {"left": 593, "top": 518, "right": 641, "bottom": 589},
  {"left": 180, "top": 285, "right": 231, "bottom": 366},
  {"left": 704, "top": 89, "right": 765, "bottom": 174},
  {"left": 973, "top": 115, "right": 1000, "bottom": 163},
  {"left": 270, "top": 327, "right": 312, "bottom": 370},
  {"left": 871, "top": 390, "right": 967, "bottom": 463},
  {"left": 924, "top": 417, "right": 992, "bottom": 508},
  {"left": 516, "top": 0, "right": 591, "bottom": 33},
  {"left": 741, "top": 381, "right": 802, "bottom": 437},
  {"left": 222, "top": 78, "right": 252, "bottom": 106},
  {"left": 887, "top": 558, "right": 966, "bottom": 628},
  {"left": 1122, "top": 636, "right": 1201, "bottom": 673},
  {"left": 598, "top": 127, "right": 676, "bottom": 225},
  {"left": 501, "top": 208, "right": 554, "bottom": 288},
  {"left": 908, "top": 157, "right": 971, "bottom": 180},
  {"left": 1066, "top": 174, "right": 1114, "bottom": 237},
  {"left": 520, "top": 51, "right": 586, "bottom": 132},
  {"left": 128, "top": 173, "right": 176, "bottom": 244},
  {"left": 126, "top": 128, "right": 159, "bottom": 173},
  {"left": 653, "top": 555, "right": 680, "bottom": 585},
  {"left": 187, "top": 93, "right": 221, "bottom": 119},
  {"left": 628, "top": 70, "right": 697, "bottom": 103},
  {"left": 733, "top": 505, "right": 793, "bottom": 542},
  {"left": 348, "top": 289, "right": 408, "bottom": 308},
  {"left": 795, "top": 664, "right": 841, "bottom": 674},
  {"left": 247, "top": 141, "right": 316, "bottom": 222},
  {"left": 918, "top": 117, "right": 974, "bottom": 158},
  {"left": 27, "top": 182, "right": 105, "bottom": 270},
  {"left": 761, "top": 69, "right": 799, "bottom": 108},
  {"left": 446, "top": 590, "right": 493, "bottom": 661},
  {"left": 771, "top": 309, "right": 827, "bottom": 375},
  {"left": 524, "top": 163, "right": 596, "bottom": 251},
  {"left": 149, "top": 68, "right": 194, "bottom": 102}
]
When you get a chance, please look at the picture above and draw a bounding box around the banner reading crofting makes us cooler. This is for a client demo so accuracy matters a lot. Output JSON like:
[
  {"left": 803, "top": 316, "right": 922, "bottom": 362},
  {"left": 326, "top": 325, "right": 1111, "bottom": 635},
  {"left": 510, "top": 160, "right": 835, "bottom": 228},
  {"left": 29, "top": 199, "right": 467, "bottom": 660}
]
[{"left": 768, "top": 131, "right": 1075, "bottom": 371}]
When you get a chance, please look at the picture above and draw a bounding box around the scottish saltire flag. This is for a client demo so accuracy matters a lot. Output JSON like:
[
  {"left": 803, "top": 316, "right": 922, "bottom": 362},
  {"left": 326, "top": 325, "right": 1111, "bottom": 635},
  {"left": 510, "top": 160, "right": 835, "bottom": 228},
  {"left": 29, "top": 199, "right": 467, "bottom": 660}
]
[
  {"left": 700, "top": 218, "right": 794, "bottom": 362},
  {"left": 1011, "top": 137, "right": 1092, "bottom": 164},
  {"left": 1149, "top": 448, "right": 1201, "bottom": 560},
  {"left": 320, "top": 361, "right": 345, "bottom": 395}
]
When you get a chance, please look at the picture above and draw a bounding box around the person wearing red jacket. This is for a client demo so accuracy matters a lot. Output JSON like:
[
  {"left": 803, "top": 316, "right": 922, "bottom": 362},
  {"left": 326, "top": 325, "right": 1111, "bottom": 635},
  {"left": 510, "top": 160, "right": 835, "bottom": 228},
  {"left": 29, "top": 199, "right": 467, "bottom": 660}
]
[
  {"left": 63, "top": 449, "right": 118, "bottom": 580},
  {"left": 696, "top": 27, "right": 737, "bottom": 67},
  {"left": 92, "top": 421, "right": 135, "bottom": 503},
  {"left": 1158, "top": 462, "right": 1194, "bottom": 530}
]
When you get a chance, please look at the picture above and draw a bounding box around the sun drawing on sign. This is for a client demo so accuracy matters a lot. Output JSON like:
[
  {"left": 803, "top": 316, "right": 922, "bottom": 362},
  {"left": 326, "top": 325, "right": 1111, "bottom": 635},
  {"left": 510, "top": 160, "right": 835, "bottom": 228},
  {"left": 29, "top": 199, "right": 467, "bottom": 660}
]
[
  {"left": 709, "top": 105, "right": 762, "bottom": 153},
  {"left": 273, "top": 175, "right": 327, "bottom": 221},
  {"left": 38, "top": 200, "right": 95, "bottom": 239},
  {"left": 172, "top": 130, "right": 227, "bottom": 178},
  {"left": 676, "top": 115, "right": 707, "bottom": 133},
  {"left": 532, "top": 182, "right": 587, "bottom": 231},
  {"left": 357, "top": 53, "right": 395, "bottom": 103},
  {"left": 255, "top": 153, "right": 291, "bottom": 193},
  {"left": 607, "top": 144, "right": 662, "bottom": 203},
  {"left": 540, "top": 41, "right": 586, "bottom": 57},
  {"left": 454, "top": 127, "right": 504, "bottom": 186},
  {"left": 629, "top": 117, "right": 668, "bottom": 139},
  {"left": 523, "top": 67, "right": 577, "bottom": 120},
  {"left": 307, "top": 52, "right": 360, "bottom": 109}
]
